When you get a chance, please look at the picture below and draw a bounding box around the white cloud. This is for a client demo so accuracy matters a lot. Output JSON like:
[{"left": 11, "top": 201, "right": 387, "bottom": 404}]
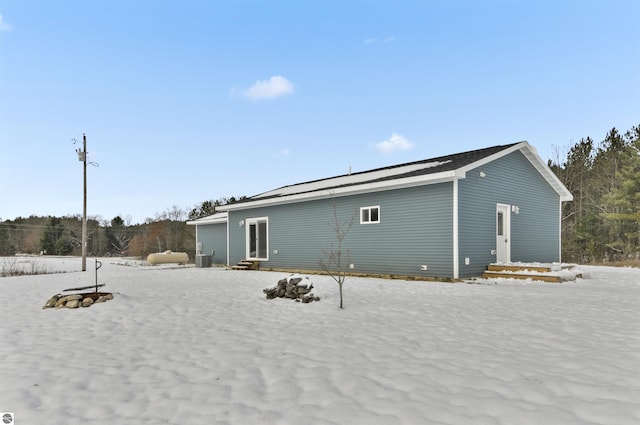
[
  {"left": 0, "top": 14, "right": 13, "bottom": 32},
  {"left": 371, "top": 133, "right": 415, "bottom": 154},
  {"left": 241, "top": 76, "right": 294, "bottom": 101}
]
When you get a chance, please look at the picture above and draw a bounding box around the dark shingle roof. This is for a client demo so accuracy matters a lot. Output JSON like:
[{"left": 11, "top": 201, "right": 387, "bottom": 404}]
[{"left": 249, "top": 143, "right": 520, "bottom": 201}]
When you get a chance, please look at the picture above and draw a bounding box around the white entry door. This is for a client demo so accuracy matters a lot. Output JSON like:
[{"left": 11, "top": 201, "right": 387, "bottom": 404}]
[{"left": 496, "top": 204, "right": 511, "bottom": 263}]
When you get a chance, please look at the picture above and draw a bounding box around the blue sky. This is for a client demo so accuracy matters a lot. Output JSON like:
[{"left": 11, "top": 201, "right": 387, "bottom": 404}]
[{"left": 1, "top": 0, "right": 638, "bottom": 224}]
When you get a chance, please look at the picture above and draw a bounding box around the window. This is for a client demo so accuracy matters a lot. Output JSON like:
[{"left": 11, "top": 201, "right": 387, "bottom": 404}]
[{"left": 360, "top": 206, "right": 380, "bottom": 224}]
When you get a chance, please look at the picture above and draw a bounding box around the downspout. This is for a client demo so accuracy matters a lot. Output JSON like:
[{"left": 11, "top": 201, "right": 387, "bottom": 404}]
[{"left": 453, "top": 179, "right": 459, "bottom": 279}]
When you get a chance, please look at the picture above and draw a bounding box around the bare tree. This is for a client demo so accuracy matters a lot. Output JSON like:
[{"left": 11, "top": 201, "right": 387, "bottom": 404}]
[
  {"left": 156, "top": 205, "right": 188, "bottom": 251},
  {"left": 319, "top": 199, "right": 356, "bottom": 309}
]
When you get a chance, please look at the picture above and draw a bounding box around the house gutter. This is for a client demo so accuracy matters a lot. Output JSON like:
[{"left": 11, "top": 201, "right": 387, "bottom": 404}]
[{"left": 219, "top": 170, "right": 462, "bottom": 211}]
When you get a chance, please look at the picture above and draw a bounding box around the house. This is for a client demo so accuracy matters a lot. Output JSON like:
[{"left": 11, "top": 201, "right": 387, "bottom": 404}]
[{"left": 187, "top": 142, "right": 573, "bottom": 279}]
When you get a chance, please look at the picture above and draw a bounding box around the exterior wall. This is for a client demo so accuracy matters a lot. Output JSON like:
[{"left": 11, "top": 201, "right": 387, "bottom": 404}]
[
  {"left": 196, "top": 223, "right": 228, "bottom": 265},
  {"left": 228, "top": 182, "right": 455, "bottom": 278},
  {"left": 458, "top": 150, "right": 561, "bottom": 277}
]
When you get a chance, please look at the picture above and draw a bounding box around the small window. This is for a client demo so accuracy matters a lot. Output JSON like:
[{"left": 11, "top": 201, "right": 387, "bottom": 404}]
[{"left": 360, "top": 206, "right": 380, "bottom": 224}]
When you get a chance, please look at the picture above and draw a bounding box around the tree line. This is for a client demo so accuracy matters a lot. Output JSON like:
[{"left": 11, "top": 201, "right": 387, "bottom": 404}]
[
  {"left": 549, "top": 124, "right": 639, "bottom": 264},
  {"left": 0, "top": 208, "right": 188, "bottom": 259},
  {"left": 1, "top": 128, "right": 637, "bottom": 266},
  {"left": 0, "top": 195, "right": 251, "bottom": 259}
]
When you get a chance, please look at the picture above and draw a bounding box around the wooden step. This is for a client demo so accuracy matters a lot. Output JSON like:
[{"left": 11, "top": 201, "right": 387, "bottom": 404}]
[
  {"left": 482, "top": 271, "right": 564, "bottom": 282},
  {"left": 482, "top": 263, "right": 582, "bottom": 282},
  {"left": 231, "top": 260, "right": 260, "bottom": 270},
  {"left": 486, "top": 264, "right": 553, "bottom": 273}
]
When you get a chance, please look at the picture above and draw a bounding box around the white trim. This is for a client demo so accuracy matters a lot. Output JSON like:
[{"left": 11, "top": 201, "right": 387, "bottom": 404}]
[
  {"left": 360, "top": 205, "right": 381, "bottom": 224},
  {"left": 219, "top": 142, "right": 572, "bottom": 212},
  {"left": 458, "top": 142, "right": 572, "bottom": 200},
  {"left": 226, "top": 214, "right": 230, "bottom": 266},
  {"left": 456, "top": 143, "right": 525, "bottom": 175},
  {"left": 559, "top": 199, "right": 563, "bottom": 262},
  {"left": 452, "top": 179, "right": 459, "bottom": 279},
  {"left": 186, "top": 212, "right": 228, "bottom": 225},
  {"left": 496, "top": 203, "right": 511, "bottom": 263},
  {"left": 253, "top": 160, "right": 452, "bottom": 199},
  {"left": 219, "top": 170, "right": 461, "bottom": 211},
  {"left": 246, "top": 217, "right": 269, "bottom": 261},
  {"left": 518, "top": 143, "right": 573, "bottom": 202}
]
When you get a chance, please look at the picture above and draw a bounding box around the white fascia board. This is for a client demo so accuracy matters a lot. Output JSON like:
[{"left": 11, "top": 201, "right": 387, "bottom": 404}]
[
  {"left": 186, "top": 212, "right": 228, "bottom": 226},
  {"left": 457, "top": 142, "right": 526, "bottom": 174},
  {"left": 519, "top": 145, "right": 574, "bottom": 202},
  {"left": 254, "top": 160, "right": 452, "bottom": 199},
  {"left": 219, "top": 170, "right": 461, "bottom": 211},
  {"left": 458, "top": 141, "right": 573, "bottom": 202}
]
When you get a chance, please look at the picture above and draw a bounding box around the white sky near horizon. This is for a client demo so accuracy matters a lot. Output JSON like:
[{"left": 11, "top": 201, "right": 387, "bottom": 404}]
[{"left": 1, "top": 0, "right": 638, "bottom": 224}]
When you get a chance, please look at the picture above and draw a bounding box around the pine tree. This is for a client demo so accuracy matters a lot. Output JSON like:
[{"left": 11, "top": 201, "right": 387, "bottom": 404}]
[{"left": 600, "top": 131, "right": 640, "bottom": 260}]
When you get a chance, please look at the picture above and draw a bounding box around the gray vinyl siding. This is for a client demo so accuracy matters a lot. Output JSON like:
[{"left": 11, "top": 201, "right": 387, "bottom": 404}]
[
  {"left": 228, "top": 182, "right": 454, "bottom": 278},
  {"left": 458, "top": 150, "right": 561, "bottom": 277},
  {"left": 196, "top": 223, "right": 227, "bottom": 265}
]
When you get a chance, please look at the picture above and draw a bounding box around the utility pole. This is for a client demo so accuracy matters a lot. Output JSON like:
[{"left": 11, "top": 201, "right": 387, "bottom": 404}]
[
  {"left": 74, "top": 133, "right": 98, "bottom": 272},
  {"left": 78, "top": 133, "right": 88, "bottom": 271}
]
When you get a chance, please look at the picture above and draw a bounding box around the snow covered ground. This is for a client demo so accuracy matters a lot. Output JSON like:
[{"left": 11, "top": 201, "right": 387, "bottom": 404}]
[{"left": 1, "top": 257, "right": 639, "bottom": 425}]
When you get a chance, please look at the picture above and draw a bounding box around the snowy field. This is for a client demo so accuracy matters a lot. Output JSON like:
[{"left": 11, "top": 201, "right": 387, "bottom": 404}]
[{"left": 1, "top": 256, "right": 639, "bottom": 425}]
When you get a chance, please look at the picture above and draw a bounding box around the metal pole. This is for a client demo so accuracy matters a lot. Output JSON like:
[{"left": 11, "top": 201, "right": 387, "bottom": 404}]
[
  {"left": 82, "top": 133, "right": 87, "bottom": 271},
  {"left": 95, "top": 259, "right": 102, "bottom": 292}
]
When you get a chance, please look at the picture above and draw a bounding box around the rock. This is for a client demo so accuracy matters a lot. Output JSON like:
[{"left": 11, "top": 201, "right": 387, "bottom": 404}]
[
  {"left": 66, "top": 299, "right": 80, "bottom": 309},
  {"left": 60, "top": 294, "right": 83, "bottom": 303},
  {"left": 263, "top": 275, "right": 319, "bottom": 303},
  {"left": 43, "top": 294, "right": 60, "bottom": 309},
  {"left": 52, "top": 294, "right": 82, "bottom": 309},
  {"left": 44, "top": 292, "right": 113, "bottom": 310}
]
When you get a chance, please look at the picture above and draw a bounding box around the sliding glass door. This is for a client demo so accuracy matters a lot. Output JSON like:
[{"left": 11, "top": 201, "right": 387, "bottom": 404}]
[{"left": 247, "top": 217, "right": 268, "bottom": 260}]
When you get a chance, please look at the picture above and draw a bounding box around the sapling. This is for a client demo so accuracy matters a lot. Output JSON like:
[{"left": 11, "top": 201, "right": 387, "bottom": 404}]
[{"left": 319, "top": 201, "right": 355, "bottom": 309}]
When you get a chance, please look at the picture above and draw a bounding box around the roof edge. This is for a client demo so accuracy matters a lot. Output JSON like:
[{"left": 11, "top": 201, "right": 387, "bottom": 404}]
[
  {"left": 517, "top": 142, "right": 573, "bottom": 202},
  {"left": 219, "top": 170, "right": 460, "bottom": 211},
  {"left": 217, "top": 142, "right": 573, "bottom": 211},
  {"left": 186, "top": 211, "right": 228, "bottom": 225},
  {"left": 457, "top": 141, "right": 572, "bottom": 201}
]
